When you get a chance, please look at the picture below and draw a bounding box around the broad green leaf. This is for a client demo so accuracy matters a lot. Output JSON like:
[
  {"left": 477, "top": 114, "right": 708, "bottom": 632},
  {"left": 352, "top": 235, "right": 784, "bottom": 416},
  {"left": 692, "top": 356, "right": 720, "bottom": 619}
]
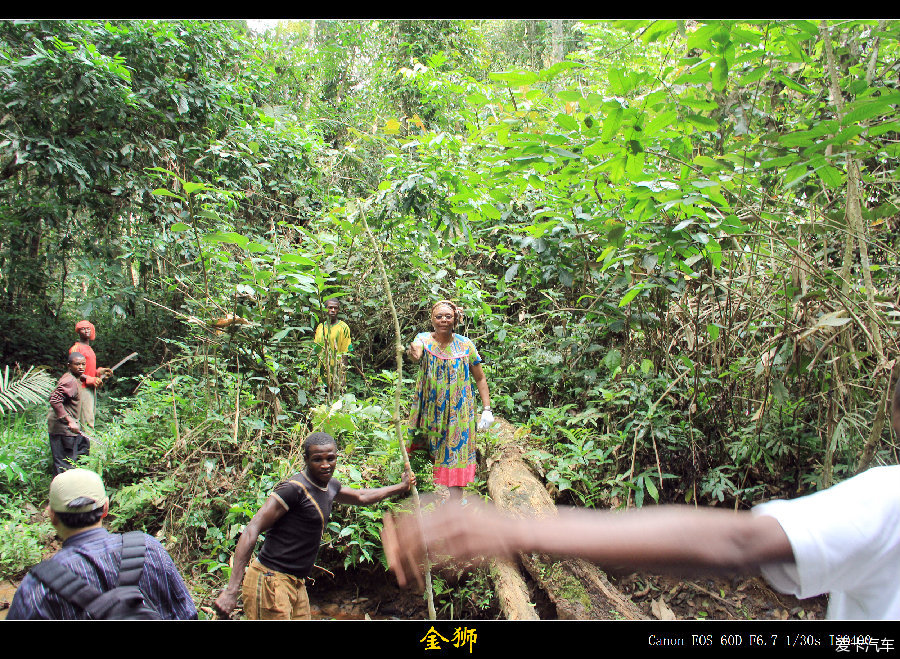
[
  {"left": 489, "top": 70, "right": 539, "bottom": 87},
  {"left": 549, "top": 146, "right": 581, "bottom": 160},
  {"left": 480, "top": 203, "right": 502, "bottom": 220},
  {"left": 826, "top": 124, "right": 865, "bottom": 145},
  {"left": 739, "top": 65, "right": 768, "bottom": 84},
  {"left": 679, "top": 97, "right": 718, "bottom": 112},
  {"left": 815, "top": 164, "right": 845, "bottom": 188},
  {"left": 151, "top": 188, "right": 185, "bottom": 200},
  {"left": 603, "top": 154, "right": 627, "bottom": 183},
  {"left": 711, "top": 57, "right": 728, "bottom": 92},
  {"left": 618, "top": 283, "right": 645, "bottom": 307},
  {"left": 626, "top": 150, "right": 645, "bottom": 178},
  {"left": 779, "top": 130, "right": 817, "bottom": 147},
  {"left": 782, "top": 33, "right": 805, "bottom": 60},
  {"left": 607, "top": 222, "right": 627, "bottom": 247},
  {"left": 643, "top": 19, "right": 678, "bottom": 44},
  {"left": 556, "top": 90, "right": 584, "bottom": 103},
  {"left": 760, "top": 154, "right": 800, "bottom": 170},
  {"left": 706, "top": 239, "right": 722, "bottom": 269},
  {"left": 542, "top": 61, "right": 584, "bottom": 80},
  {"left": 774, "top": 73, "right": 811, "bottom": 94},
  {"left": 783, "top": 164, "right": 812, "bottom": 188},
  {"left": 644, "top": 475, "right": 659, "bottom": 502},
  {"left": 693, "top": 155, "right": 725, "bottom": 170},
  {"left": 771, "top": 379, "right": 789, "bottom": 403},
  {"left": 686, "top": 24, "right": 715, "bottom": 51},
  {"left": 281, "top": 254, "right": 316, "bottom": 266},
  {"left": 603, "top": 348, "right": 623, "bottom": 371},
  {"left": 521, "top": 220, "right": 558, "bottom": 238},
  {"left": 643, "top": 110, "right": 678, "bottom": 136},
  {"left": 789, "top": 20, "right": 820, "bottom": 39},
  {"left": 686, "top": 114, "right": 718, "bottom": 132},
  {"left": 554, "top": 113, "right": 579, "bottom": 132},
  {"left": 868, "top": 120, "right": 900, "bottom": 137},
  {"left": 272, "top": 328, "right": 293, "bottom": 341},
  {"left": 608, "top": 68, "right": 629, "bottom": 95},
  {"left": 169, "top": 222, "right": 190, "bottom": 232},
  {"left": 841, "top": 99, "right": 894, "bottom": 127},
  {"left": 204, "top": 231, "right": 249, "bottom": 248},
  {"left": 601, "top": 105, "right": 624, "bottom": 142},
  {"left": 583, "top": 139, "right": 618, "bottom": 158}
]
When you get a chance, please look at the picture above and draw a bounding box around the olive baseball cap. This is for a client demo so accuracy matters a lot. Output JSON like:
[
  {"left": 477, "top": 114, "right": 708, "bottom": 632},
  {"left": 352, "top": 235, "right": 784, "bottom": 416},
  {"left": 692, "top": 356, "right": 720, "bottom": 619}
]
[{"left": 49, "top": 468, "right": 108, "bottom": 513}]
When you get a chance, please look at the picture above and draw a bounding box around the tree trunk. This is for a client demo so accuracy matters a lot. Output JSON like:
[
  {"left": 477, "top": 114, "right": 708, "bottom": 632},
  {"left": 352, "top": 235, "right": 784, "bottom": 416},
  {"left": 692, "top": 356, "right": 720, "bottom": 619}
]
[
  {"left": 484, "top": 418, "right": 646, "bottom": 620},
  {"left": 487, "top": 558, "right": 539, "bottom": 620},
  {"left": 550, "top": 19, "right": 565, "bottom": 66}
]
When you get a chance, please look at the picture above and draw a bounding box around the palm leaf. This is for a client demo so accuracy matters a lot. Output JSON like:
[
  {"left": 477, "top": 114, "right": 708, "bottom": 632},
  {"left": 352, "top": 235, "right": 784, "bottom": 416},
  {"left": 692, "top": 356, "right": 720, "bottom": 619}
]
[{"left": 0, "top": 366, "right": 56, "bottom": 414}]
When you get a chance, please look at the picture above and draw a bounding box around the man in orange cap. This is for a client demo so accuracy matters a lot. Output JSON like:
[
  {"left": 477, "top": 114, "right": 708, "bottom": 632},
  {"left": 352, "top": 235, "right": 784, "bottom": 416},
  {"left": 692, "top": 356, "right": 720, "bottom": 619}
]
[{"left": 69, "top": 320, "right": 112, "bottom": 431}]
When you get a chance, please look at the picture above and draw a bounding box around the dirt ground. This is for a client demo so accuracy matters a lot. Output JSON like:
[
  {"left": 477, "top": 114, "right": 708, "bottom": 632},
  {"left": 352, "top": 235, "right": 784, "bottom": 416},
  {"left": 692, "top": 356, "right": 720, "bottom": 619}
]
[
  {"left": 295, "top": 567, "right": 827, "bottom": 621},
  {"left": 0, "top": 563, "right": 827, "bottom": 621},
  {"left": 259, "top": 566, "right": 827, "bottom": 621},
  {"left": 609, "top": 571, "right": 827, "bottom": 621}
]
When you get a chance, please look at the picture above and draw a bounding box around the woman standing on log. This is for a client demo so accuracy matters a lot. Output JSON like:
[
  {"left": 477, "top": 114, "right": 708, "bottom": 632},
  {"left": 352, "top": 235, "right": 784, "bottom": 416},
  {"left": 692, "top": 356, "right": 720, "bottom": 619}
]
[{"left": 407, "top": 300, "right": 493, "bottom": 500}]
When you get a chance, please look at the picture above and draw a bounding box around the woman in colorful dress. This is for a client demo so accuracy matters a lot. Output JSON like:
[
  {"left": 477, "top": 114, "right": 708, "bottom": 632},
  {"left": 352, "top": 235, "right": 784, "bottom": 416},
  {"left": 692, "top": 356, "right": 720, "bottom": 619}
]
[{"left": 406, "top": 300, "right": 494, "bottom": 499}]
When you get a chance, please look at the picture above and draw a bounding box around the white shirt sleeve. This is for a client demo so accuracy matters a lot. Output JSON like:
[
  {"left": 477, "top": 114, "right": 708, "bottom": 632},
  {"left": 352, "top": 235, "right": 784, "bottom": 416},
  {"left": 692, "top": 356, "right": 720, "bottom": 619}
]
[{"left": 753, "top": 466, "right": 900, "bottom": 600}]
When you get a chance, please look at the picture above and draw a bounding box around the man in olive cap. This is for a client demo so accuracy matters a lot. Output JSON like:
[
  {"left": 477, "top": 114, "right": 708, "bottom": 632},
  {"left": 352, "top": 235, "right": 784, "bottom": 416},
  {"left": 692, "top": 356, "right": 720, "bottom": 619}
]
[{"left": 7, "top": 468, "right": 196, "bottom": 620}]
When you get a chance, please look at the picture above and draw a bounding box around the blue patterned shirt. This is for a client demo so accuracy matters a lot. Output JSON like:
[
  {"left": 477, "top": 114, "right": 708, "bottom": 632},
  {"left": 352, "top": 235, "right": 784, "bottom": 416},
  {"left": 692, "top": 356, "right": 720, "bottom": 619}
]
[{"left": 7, "top": 527, "right": 197, "bottom": 620}]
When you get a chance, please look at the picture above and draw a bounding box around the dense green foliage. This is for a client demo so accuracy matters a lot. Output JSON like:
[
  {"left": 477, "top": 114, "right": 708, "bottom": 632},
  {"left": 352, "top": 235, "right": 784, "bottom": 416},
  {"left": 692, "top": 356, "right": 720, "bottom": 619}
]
[{"left": 2, "top": 19, "right": 899, "bottom": 619}]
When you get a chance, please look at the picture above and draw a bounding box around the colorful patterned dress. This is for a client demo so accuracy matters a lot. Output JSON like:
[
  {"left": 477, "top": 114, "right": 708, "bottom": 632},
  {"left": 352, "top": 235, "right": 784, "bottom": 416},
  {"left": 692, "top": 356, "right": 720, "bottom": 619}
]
[{"left": 407, "top": 332, "right": 482, "bottom": 487}]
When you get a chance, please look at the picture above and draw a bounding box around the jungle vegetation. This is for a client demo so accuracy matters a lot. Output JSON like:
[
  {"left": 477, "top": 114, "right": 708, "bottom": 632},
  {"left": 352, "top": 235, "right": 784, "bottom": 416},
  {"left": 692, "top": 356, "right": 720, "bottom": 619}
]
[{"left": 1, "top": 18, "right": 899, "bottom": 618}]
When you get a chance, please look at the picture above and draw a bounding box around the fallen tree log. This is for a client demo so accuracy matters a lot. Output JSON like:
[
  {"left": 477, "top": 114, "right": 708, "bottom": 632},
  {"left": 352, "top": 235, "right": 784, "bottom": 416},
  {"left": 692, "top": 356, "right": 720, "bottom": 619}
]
[
  {"left": 484, "top": 418, "right": 646, "bottom": 620},
  {"left": 488, "top": 557, "right": 539, "bottom": 620}
]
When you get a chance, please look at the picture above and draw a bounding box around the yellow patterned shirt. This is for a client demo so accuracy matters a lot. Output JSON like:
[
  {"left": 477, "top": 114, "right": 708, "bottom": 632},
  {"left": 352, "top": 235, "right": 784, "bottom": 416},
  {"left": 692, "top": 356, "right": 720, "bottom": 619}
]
[{"left": 313, "top": 320, "right": 352, "bottom": 359}]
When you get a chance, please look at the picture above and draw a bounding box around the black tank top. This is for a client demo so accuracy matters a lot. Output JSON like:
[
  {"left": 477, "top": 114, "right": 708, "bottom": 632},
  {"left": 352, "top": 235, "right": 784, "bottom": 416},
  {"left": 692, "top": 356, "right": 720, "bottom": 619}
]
[{"left": 257, "top": 472, "right": 341, "bottom": 578}]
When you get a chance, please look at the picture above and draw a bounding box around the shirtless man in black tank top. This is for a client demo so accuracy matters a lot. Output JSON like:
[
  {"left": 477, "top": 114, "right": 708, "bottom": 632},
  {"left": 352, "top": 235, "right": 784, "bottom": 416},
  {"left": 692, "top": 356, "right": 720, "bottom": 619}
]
[{"left": 214, "top": 432, "right": 414, "bottom": 620}]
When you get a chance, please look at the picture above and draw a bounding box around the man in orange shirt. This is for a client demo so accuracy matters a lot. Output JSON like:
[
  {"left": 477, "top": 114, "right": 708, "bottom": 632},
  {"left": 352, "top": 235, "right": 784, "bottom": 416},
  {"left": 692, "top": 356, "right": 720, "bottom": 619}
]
[{"left": 68, "top": 320, "right": 112, "bottom": 431}]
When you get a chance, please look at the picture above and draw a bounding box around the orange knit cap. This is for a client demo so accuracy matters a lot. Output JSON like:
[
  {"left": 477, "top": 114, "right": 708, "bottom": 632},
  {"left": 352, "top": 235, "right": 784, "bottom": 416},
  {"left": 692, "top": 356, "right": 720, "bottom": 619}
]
[{"left": 75, "top": 320, "right": 96, "bottom": 340}]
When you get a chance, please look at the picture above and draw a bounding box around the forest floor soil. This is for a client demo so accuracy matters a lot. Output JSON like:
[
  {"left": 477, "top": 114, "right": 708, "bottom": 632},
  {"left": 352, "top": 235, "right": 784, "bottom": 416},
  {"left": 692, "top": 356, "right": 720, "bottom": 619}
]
[
  {"left": 1, "top": 563, "right": 825, "bottom": 621},
  {"left": 294, "top": 567, "right": 827, "bottom": 621}
]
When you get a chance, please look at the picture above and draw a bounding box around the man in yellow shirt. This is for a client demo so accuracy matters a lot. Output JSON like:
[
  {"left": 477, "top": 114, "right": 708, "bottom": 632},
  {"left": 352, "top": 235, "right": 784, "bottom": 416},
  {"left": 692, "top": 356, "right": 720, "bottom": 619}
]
[{"left": 313, "top": 299, "right": 352, "bottom": 393}]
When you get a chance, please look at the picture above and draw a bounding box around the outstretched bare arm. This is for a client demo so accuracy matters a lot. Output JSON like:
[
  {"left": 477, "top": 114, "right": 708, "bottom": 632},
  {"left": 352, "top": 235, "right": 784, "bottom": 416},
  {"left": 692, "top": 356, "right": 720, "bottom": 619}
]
[{"left": 383, "top": 499, "right": 793, "bottom": 589}]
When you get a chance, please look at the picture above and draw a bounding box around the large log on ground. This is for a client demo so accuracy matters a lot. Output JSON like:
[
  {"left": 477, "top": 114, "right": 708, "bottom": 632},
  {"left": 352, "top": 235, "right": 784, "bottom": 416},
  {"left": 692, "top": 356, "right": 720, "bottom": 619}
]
[
  {"left": 488, "top": 558, "right": 539, "bottom": 620},
  {"left": 484, "top": 418, "right": 646, "bottom": 620}
]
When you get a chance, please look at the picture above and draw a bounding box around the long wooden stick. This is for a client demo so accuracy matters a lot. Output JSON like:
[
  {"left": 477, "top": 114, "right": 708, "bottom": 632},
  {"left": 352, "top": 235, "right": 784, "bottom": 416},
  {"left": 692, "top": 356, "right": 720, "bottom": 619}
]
[{"left": 356, "top": 199, "right": 436, "bottom": 620}]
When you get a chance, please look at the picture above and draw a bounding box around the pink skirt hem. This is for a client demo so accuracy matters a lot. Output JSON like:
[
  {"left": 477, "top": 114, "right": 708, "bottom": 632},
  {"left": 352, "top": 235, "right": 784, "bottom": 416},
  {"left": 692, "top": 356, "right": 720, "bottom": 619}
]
[{"left": 433, "top": 464, "right": 476, "bottom": 487}]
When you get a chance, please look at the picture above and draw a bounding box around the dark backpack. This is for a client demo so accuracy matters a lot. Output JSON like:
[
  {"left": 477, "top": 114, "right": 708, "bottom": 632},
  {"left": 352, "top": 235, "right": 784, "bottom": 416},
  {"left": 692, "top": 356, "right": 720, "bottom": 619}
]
[{"left": 29, "top": 531, "right": 161, "bottom": 620}]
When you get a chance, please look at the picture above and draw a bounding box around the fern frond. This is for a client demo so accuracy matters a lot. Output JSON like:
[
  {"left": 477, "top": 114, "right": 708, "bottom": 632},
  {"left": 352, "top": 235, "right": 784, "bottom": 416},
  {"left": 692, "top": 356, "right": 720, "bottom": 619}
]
[{"left": 0, "top": 366, "right": 56, "bottom": 414}]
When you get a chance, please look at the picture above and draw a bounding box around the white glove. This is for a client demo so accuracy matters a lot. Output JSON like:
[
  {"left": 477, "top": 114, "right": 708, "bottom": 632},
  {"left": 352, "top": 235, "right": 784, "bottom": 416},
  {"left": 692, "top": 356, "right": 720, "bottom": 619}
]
[{"left": 477, "top": 409, "right": 494, "bottom": 431}]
